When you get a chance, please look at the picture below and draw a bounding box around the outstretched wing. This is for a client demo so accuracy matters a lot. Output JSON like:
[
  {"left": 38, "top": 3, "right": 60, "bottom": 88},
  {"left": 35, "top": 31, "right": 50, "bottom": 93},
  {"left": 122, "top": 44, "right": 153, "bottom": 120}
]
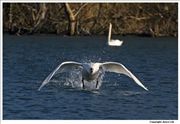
[
  {"left": 100, "top": 62, "right": 148, "bottom": 91},
  {"left": 38, "top": 61, "right": 82, "bottom": 91}
]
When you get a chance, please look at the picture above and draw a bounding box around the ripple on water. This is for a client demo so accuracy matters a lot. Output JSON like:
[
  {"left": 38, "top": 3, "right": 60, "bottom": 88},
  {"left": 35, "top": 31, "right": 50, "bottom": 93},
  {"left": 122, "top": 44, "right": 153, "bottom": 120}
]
[{"left": 3, "top": 36, "right": 178, "bottom": 119}]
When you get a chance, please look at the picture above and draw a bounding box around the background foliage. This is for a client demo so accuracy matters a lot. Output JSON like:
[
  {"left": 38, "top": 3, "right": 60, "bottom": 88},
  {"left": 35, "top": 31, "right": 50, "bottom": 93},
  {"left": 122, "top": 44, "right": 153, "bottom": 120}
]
[{"left": 3, "top": 3, "right": 178, "bottom": 36}]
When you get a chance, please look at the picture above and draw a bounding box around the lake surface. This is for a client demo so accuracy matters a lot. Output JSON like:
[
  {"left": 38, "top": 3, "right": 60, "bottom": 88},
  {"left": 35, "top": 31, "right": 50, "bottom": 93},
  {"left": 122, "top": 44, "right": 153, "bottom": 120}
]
[{"left": 3, "top": 35, "right": 178, "bottom": 120}]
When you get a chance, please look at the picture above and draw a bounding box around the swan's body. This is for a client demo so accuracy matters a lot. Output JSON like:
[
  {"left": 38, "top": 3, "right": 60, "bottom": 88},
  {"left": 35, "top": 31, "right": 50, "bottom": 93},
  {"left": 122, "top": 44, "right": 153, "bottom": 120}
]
[
  {"left": 38, "top": 61, "right": 148, "bottom": 91},
  {"left": 108, "top": 23, "right": 123, "bottom": 46}
]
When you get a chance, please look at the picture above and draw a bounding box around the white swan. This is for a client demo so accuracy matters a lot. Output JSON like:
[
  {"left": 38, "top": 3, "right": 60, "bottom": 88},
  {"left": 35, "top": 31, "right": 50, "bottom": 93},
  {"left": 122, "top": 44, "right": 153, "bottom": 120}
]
[
  {"left": 38, "top": 61, "right": 148, "bottom": 91},
  {"left": 108, "top": 23, "right": 123, "bottom": 46}
]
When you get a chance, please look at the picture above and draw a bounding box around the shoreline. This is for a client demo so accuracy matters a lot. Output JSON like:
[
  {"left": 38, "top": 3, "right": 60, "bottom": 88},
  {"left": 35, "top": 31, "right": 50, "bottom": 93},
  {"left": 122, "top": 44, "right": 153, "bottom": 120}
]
[{"left": 2, "top": 32, "right": 177, "bottom": 37}]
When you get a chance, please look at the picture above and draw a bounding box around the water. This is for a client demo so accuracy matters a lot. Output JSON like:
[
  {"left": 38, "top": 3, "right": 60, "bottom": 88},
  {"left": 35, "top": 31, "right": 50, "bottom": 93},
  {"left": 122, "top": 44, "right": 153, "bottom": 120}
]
[{"left": 3, "top": 35, "right": 178, "bottom": 120}]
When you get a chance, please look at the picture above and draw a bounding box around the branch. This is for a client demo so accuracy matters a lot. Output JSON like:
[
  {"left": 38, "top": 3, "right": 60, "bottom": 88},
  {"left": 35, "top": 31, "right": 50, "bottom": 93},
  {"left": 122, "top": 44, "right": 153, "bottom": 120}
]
[
  {"left": 125, "top": 16, "right": 150, "bottom": 21},
  {"left": 74, "top": 3, "right": 88, "bottom": 17}
]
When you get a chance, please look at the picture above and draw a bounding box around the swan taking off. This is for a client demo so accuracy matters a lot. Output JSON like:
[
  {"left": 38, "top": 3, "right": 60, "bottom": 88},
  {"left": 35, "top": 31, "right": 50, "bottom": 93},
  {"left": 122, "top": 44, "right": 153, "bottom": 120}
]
[
  {"left": 108, "top": 23, "right": 123, "bottom": 46},
  {"left": 38, "top": 61, "right": 148, "bottom": 91}
]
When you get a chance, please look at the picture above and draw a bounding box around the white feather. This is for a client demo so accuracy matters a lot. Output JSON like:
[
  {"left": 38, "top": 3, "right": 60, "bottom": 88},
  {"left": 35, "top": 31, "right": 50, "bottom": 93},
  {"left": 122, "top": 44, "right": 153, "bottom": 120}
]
[
  {"left": 38, "top": 61, "right": 82, "bottom": 91},
  {"left": 100, "top": 62, "right": 148, "bottom": 91}
]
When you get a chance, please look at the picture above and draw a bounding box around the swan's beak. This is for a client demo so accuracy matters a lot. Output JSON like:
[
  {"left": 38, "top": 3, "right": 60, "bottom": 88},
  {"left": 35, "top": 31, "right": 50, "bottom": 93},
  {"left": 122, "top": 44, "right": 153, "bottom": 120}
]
[{"left": 90, "top": 68, "right": 94, "bottom": 74}]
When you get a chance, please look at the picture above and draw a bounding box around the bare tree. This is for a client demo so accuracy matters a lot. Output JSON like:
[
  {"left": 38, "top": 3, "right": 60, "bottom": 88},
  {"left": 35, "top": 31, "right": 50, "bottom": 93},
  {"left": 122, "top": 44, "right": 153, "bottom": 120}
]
[
  {"left": 8, "top": 3, "right": 14, "bottom": 34},
  {"left": 63, "top": 3, "right": 88, "bottom": 36},
  {"left": 63, "top": 3, "right": 75, "bottom": 36},
  {"left": 3, "top": 3, "right": 178, "bottom": 36},
  {"left": 28, "top": 3, "right": 47, "bottom": 34}
]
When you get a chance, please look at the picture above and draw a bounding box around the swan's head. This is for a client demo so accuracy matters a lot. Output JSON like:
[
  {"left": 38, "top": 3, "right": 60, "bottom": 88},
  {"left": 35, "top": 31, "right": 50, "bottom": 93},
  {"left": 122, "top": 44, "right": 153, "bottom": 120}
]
[
  {"left": 83, "top": 63, "right": 100, "bottom": 74},
  {"left": 109, "top": 23, "right": 112, "bottom": 27}
]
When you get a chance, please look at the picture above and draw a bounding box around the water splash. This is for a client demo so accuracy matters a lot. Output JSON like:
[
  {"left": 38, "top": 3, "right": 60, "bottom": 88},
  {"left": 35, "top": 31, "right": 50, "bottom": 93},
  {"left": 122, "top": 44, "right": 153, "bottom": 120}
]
[
  {"left": 54, "top": 57, "right": 105, "bottom": 90},
  {"left": 63, "top": 67, "right": 105, "bottom": 90},
  {"left": 76, "top": 54, "right": 102, "bottom": 64},
  {"left": 45, "top": 57, "right": 107, "bottom": 91}
]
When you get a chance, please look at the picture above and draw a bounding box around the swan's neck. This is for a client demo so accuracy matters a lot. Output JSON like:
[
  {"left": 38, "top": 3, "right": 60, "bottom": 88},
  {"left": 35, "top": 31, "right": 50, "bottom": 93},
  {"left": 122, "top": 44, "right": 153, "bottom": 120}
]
[{"left": 108, "top": 23, "right": 112, "bottom": 43}]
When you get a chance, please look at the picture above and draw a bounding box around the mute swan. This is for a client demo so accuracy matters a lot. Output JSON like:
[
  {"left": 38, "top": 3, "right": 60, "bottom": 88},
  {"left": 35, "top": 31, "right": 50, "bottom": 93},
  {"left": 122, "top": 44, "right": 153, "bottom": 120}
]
[
  {"left": 38, "top": 61, "right": 148, "bottom": 91},
  {"left": 108, "top": 23, "right": 123, "bottom": 46}
]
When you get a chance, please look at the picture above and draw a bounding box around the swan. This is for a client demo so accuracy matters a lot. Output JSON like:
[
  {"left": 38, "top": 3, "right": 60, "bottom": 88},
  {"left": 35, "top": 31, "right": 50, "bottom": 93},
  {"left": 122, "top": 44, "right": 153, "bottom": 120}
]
[
  {"left": 38, "top": 61, "right": 148, "bottom": 91},
  {"left": 108, "top": 23, "right": 123, "bottom": 46}
]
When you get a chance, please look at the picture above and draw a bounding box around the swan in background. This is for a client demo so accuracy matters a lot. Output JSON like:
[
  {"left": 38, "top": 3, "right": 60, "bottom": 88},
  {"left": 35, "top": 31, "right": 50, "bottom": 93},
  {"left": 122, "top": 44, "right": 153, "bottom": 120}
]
[
  {"left": 38, "top": 61, "right": 148, "bottom": 91},
  {"left": 108, "top": 23, "right": 123, "bottom": 46}
]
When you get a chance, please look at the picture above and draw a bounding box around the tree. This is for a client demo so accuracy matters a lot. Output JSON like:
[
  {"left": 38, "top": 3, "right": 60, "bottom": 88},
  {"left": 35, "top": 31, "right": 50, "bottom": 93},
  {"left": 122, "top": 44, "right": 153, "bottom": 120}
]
[
  {"left": 63, "top": 3, "right": 87, "bottom": 36},
  {"left": 63, "top": 3, "right": 75, "bottom": 36},
  {"left": 28, "top": 3, "right": 47, "bottom": 34}
]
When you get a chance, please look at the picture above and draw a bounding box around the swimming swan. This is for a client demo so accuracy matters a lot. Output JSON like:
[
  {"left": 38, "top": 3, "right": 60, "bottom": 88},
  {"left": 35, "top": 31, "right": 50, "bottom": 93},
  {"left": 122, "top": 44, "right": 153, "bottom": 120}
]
[
  {"left": 38, "top": 61, "right": 148, "bottom": 91},
  {"left": 108, "top": 23, "right": 123, "bottom": 46}
]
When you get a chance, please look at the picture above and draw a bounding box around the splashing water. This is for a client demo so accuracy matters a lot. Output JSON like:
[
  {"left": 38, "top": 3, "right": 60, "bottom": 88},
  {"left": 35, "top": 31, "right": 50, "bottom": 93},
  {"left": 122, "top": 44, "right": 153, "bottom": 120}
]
[
  {"left": 62, "top": 67, "right": 105, "bottom": 90},
  {"left": 53, "top": 57, "right": 104, "bottom": 90},
  {"left": 44, "top": 57, "right": 107, "bottom": 91},
  {"left": 76, "top": 54, "right": 102, "bottom": 64}
]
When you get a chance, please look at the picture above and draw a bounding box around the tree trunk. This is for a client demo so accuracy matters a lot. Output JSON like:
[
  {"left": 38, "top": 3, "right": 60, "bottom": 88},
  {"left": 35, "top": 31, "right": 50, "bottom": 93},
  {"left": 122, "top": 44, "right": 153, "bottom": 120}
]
[
  {"left": 8, "top": 3, "right": 14, "bottom": 34},
  {"left": 63, "top": 3, "right": 76, "bottom": 36},
  {"left": 28, "top": 3, "right": 47, "bottom": 34}
]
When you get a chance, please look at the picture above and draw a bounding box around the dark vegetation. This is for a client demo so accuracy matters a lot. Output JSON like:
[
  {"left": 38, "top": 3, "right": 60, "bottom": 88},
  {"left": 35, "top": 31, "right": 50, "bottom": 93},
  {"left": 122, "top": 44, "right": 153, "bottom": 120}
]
[{"left": 3, "top": 3, "right": 178, "bottom": 37}]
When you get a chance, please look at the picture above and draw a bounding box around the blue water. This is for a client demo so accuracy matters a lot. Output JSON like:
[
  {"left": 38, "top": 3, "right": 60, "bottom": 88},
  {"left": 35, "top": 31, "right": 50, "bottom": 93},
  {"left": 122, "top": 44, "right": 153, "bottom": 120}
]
[{"left": 3, "top": 35, "right": 178, "bottom": 120}]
